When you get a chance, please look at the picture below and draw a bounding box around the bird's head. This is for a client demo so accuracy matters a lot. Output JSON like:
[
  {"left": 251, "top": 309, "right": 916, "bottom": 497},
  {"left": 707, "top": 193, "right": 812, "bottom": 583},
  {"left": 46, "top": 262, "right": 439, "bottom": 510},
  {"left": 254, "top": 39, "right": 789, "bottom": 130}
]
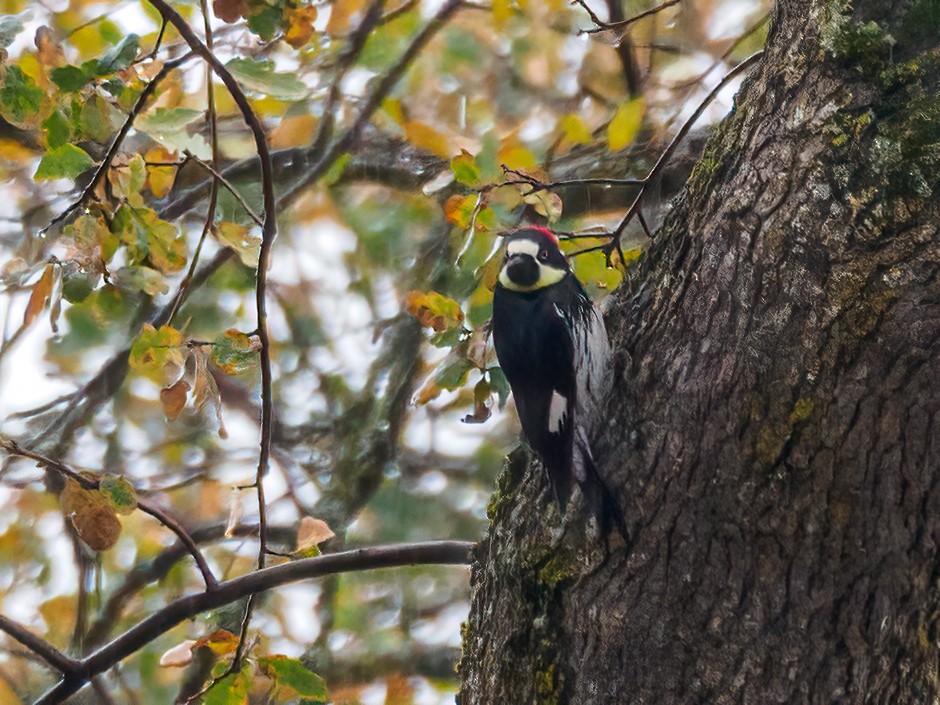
[{"left": 497, "top": 227, "right": 570, "bottom": 292}]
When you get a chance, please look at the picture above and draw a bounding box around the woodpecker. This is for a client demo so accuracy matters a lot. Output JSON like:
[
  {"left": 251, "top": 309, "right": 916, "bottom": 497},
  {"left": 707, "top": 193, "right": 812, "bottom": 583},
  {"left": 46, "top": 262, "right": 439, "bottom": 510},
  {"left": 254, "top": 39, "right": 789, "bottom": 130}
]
[{"left": 491, "top": 226, "right": 625, "bottom": 536}]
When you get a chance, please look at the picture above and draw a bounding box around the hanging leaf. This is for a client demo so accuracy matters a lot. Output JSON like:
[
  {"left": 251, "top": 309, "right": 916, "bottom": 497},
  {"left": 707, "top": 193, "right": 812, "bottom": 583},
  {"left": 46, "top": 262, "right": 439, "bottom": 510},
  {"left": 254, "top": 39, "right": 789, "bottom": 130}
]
[
  {"left": 214, "top": 222, "right": 261, "bottom": 267},
  {"left": 213, "top": 0, "right": 248, "bottom": 23},
  {"left": 99, "top": 475, "right": 138, "bottom": 515},
  {"left": 91, "top": 34, "right": 139, "bottom": 76},
  {"left": 284, "top": 5, "right": 318, "bottom": 48},
  {"left": 61, "top": 479, "right": 122, "bottom": 552},
  {"left": 145, "top": 146, "right": 179, "bottom": 198},
  {"left": 451, "top": 149, "right": 482, "bottom": 187},
  {"left": 22, "top": 263, "right": 54, "bottom": 328},
  {"left": 487, "top": 367, "right": 511, "bottom": 409},
  {"left": 160, "top": 378, "right": 190, "bottom": 420},
  {"left": 0, "top": 66, "right": 44, "bottom": 127},
  {"left": 210, "top": 329, "right": 257, "bottom": 375},
  {"left": 608, "top": 98, "right": 646, "bottom": 152},
  {"left": 129, "top": 323, "right": 185, "bottom": 384},
  {"left": 462, "top": 377, "right": 492, "bottom": 424}
]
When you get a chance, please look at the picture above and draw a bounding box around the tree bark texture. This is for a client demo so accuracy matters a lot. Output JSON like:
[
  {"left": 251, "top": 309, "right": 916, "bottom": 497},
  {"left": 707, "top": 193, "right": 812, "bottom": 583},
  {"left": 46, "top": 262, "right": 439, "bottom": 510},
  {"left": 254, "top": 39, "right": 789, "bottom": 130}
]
[{"left": 461, "top": 0, "right": 940, "bottom": 703}]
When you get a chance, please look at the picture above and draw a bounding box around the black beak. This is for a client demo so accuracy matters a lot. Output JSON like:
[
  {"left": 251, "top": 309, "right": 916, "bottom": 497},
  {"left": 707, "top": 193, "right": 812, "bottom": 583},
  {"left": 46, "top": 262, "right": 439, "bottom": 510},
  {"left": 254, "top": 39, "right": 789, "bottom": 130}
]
[{"left": 505, "top": 253, "right": 539, "bottom": 287}]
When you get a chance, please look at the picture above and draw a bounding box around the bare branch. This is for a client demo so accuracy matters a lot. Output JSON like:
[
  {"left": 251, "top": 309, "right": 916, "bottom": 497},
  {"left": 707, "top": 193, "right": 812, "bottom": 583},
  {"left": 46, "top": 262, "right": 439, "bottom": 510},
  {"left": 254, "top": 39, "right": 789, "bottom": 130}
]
[
  {"left": 35, "top": 541, "right": 474, "bottom": 704},
  {"left": 579, "top": 0, "right": 682, "bottom": 34},
  {"left": 0, "top": 614, "right": 80, "bottom": 677}
]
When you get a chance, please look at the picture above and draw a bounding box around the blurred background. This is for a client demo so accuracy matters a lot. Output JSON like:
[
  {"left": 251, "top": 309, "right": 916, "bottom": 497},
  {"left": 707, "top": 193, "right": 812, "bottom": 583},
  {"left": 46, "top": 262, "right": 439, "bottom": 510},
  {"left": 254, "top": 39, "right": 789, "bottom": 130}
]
[{"left": 0, "top": 0, "right": 768, "bottom": 701}]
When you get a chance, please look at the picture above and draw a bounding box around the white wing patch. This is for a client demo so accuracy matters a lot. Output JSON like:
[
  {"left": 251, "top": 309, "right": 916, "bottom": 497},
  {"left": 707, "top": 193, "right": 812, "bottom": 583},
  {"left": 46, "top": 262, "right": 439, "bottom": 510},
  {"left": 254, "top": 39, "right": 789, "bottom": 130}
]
[{"left": 548, "top": 390, "right": 568, "bottom": 433}]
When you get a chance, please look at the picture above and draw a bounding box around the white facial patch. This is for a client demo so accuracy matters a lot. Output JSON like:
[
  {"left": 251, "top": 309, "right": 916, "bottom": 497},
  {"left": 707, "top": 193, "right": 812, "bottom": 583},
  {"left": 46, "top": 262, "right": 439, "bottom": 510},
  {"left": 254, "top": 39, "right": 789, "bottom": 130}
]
[
  {"left": 548, "top": 390, "right": 568, "bottom": 433},
  {"left": 506, "top": 239, "right": 540, "bottom": 257},
  {"left": 498, "top": 239, "right": 567, "bottom": 292}
]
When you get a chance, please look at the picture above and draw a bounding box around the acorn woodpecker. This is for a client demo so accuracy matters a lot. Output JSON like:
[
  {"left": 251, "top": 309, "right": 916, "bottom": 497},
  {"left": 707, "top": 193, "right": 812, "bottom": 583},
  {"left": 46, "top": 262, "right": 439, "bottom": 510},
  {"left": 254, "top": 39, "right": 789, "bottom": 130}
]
[{"left": 491, "top": 226, "right": 625, "bottom": 536}]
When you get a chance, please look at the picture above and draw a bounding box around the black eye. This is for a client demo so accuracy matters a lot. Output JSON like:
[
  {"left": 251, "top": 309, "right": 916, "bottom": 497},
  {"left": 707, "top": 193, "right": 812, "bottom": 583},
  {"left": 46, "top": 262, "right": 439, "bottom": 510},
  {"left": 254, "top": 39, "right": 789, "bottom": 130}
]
[{"left": 537, "top": 250, "right": 548, "bottom": 261}]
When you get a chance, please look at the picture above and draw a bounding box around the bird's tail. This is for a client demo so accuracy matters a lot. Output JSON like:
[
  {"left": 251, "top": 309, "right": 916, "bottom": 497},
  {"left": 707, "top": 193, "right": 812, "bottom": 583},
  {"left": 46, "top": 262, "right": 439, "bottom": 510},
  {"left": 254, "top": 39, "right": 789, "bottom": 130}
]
[{"left": 573, "top": 428, "right": 627, "bottom": 539}]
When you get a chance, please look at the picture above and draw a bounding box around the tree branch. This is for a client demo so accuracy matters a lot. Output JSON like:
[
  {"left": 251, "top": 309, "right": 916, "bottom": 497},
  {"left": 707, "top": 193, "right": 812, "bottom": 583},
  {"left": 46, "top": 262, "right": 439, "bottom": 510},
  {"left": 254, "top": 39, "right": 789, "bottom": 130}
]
[
  {"left": 0, "top": 615, "right": 80, "bottom": 678},
  {"left": 34, "top": 541, "right": 474, "bottom": 704}
]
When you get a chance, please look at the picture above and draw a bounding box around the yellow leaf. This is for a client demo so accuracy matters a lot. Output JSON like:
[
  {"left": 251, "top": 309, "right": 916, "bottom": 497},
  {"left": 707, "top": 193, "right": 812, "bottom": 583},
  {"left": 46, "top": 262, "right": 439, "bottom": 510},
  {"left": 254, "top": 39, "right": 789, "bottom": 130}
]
[
  {"left": 285, "top": 5, "right": 318, "bottom": 48},
  {"left": 270, "top": 114, "right": 318, "bottom": 148},
  {"left": 0, "top": 137, "right": 36, "bottom": 164},
  {"left": 195, "top": 629, "right": 239, "bottom": 655},
  {"left": 558, "top": 113, "right": 592, "bottom": 146},
  {"left": 498, "top": 135, "right": 538, "bottom": 171},
  {"left": 406, "top": 290, "right": 464, "bottom": 332},
  {"left": 608, "top": 98, "right": 646, "bottom": 152},
  {"left": 403, "top": 120, "right": 452, "bottom": 158},
  {"left": 0, "top": 677, "right": 22, "bottom": 704},
  {"left": 492, "top": 0, "right": 514, "bottom": 25},
  {"left": 145, "top": 146, "right": 178, "bottom": 198}
]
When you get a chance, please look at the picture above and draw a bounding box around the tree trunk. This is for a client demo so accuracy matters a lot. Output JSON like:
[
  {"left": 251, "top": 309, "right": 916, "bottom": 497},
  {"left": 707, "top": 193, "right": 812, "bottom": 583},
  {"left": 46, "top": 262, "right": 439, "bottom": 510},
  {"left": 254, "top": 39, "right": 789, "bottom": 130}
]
[{"left": 460, "top": 0, "right": 940, "bottom": 703}]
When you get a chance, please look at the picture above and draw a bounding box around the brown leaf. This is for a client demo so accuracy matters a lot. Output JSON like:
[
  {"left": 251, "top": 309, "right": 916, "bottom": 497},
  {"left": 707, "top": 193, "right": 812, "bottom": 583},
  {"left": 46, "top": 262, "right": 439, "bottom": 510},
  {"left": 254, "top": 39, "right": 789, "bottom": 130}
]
[
  {"left": 213, "top": 0, "right": 248, "bottom": 23},
  {"left": 35, "top": 26, "right": 65, "bottom": 66},
  {"left": 195, "top": 629, "right": 239, "bottom": 655},
  {"left": 61, "top": 479, "right": 122, "bottom": 552},
  {"left": 22, "top": 264, "right": 54, "bottom": 329},
  {"left": 405, "top": 290, "right": 464, "bottom": 332},
  {"left": 160, "top": 379, "right": 190, "bottom": 421},
  {"left": 295, "top": 516, "right": 334, "bottom": 554}
]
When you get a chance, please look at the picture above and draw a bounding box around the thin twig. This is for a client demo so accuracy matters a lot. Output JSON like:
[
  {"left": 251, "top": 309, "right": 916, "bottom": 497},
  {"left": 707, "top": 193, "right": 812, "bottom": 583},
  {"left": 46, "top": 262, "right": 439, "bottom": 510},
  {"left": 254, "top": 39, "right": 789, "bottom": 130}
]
[
  {"left": 34, "top": 541, "right": 474, "bottom": 705},
  {"left": 145, "top": 0, "right": 280, "bottom": 674},
  {"left": 166, "top": 1, "right": 222, "bottom": 326},
  {"left": 184, "top": 153, "right": 264, "bottom": 227},
  {"left": 579, "top": 0, "right": 681, "bottom": 34},
  {"left": 612, "top": 50, "right": 764, "bottom": 246}
]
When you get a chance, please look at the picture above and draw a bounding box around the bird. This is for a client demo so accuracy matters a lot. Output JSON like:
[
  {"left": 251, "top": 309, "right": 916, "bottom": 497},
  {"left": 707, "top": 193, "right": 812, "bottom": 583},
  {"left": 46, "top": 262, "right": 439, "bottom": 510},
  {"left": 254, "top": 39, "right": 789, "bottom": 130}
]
[{"left": 491, "top": 225, "right": 625, "bottom": 537}]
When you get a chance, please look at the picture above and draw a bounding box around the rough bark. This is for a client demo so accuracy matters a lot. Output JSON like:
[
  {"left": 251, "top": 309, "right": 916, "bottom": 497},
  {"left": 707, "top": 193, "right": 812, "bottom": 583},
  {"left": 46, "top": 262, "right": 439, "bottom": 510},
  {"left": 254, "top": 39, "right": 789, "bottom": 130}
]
[{"left": 460, "top": 0, "right": 940, "bottom": 703}]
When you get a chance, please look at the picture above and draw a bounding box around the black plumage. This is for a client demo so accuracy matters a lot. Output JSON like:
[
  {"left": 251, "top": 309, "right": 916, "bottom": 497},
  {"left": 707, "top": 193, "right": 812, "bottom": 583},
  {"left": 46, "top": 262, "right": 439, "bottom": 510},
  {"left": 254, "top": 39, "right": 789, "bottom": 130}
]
[{"left": 491, "top": 227, "right": 625, "bottom": 536}]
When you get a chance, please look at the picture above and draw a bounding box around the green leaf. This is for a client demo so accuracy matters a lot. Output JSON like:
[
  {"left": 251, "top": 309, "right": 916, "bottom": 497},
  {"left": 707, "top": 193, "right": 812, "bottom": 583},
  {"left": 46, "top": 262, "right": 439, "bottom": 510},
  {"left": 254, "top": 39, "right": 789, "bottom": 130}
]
[
  {"left": 99, "top": 475, "right": 137, "bottom": 515},
  {"left": 112, "top": 205, "right": 186, "bottom": 273},
  {"left": 246, "top": 3, "right": 284, "bottom": 40},
  {"left": 0, "top": 66, "right": 44, "bottom": 127},
  {"left": 80, "top": 93, "right": 115, "bottom": 143},
  {"left": 258, "top": 656, "right": 328, "bottom": 700},
  {"left": 451, "top": 149, "right": 482, "bottom": 187},
  {"left": 487, "top": 367, "right": 510, "bottom": 409},
  {"left": 203, "top": 671, "right": 249, "bottom": 705},
  {"left": 0, "top": 14, "right": 25, "bottom": 49},
  {"left": 35, "top": 144, "right": 94, "bottom": 181},
  {"left": 129, "top": 323, "right": 184, "bottom": 384},
  {"left": 112, "top": 265, "right": 169, "bottom": 296},
  {"left": 51, "top": 65, "right": 92, "bottom": 92},
  {"left": 607, "top": 98, "right": 646, "bottom": 152},
  {"left": 92, "top": 34, "right": 139, "bottom": 76},
  {"left": 225, "top": 58, "right": 308, "bottom": 101},
  {"left": 136, "top": 107, "right": 210, "bottom": 158},
  {"left": 210, "top": 329, "right": 257, "bottom": 375},
  {"left": 137, "top": 107, "right": 203, "bottom": 133},
  {"left": 42, "top": 111, "right": 72, "bottom": 150}
]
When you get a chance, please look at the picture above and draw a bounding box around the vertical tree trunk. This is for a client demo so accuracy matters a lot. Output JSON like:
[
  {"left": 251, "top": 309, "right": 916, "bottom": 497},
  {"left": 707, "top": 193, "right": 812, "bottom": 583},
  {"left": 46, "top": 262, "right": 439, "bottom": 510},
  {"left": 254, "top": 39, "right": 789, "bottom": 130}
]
[{"left": 460, "top": 0, "right": 940, "bottom": 702}]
